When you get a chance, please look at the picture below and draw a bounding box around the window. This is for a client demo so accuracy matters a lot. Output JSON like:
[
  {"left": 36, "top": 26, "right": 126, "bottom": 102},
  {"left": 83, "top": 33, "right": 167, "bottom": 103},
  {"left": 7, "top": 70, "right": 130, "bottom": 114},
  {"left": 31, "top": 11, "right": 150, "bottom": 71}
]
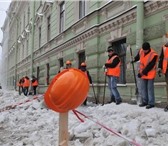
[
  {"left": 59, "top": 58, "right": 64, "bottom": 67},
  {"left": 111, "top": 38, "right": 126, "bottom": 84},
  {"left": 78, "top": 51, "right": 85, "bottom": 68},
  {"left": 28, "top": 7, "right": 30, "bottom": 22},
  {"left": 58, "top": 58, "right": 64, "bottom": 73},
  {"left": 47, "top": 16, "right": 51, "bottom": 41},
  {"left": 37, "top": 66, "right": 40, "bottom": 81},
  {"left": 59, "top": 1, "right": 65, "bottom": 33},
  {"left": 26, "top": 39, "right": 29, "bottom": 56},
  {"left": 20, "top": 21, "right": 22, "bottom": 34},
  {"left": 39, "top": 26, "right": 41, "bottom": 48},
  {"left": 46, "top": 63, "right": 50, "bottom": 85},
  {"left": 13, "top": 76, "right": 15, "bottom": 86},
  {"left": 22, "top": 44, "right": 24, "bottom": 59},
  {"left": 23, "top": 13, "right": 25, "bottom": 28},
  {"left": 79, "top": 0, "right": 85, "bottom": 19}
]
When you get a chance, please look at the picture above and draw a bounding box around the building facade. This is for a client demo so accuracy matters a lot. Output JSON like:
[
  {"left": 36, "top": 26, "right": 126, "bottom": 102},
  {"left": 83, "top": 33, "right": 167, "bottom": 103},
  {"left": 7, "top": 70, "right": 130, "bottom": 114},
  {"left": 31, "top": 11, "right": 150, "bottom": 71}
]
[{"left": 1, "top": 0, "right": 168, "bottom": 103}]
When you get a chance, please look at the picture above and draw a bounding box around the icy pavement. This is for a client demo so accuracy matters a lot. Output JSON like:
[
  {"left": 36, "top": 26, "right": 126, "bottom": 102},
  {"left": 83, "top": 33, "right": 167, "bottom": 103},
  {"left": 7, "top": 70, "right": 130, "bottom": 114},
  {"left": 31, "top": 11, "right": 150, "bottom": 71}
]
[{"left": 0, "top": 89, "right": 168, "bottom": 146}]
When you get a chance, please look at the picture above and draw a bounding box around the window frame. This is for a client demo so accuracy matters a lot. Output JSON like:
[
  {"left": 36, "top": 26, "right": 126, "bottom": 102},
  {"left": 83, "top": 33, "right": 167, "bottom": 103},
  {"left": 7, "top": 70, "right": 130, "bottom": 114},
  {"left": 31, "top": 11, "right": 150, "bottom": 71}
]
[
  {"left": 39, "top": 26, "right": 42, "bottom": 48},
  {"left": 47, "top": 15, "right": 51, "bottom": 42},
  {"left": 59, "top": 1, "right": 65, "bottom": 33},
  {"left": 79, "top": 0, "right": 86, "bottom": 19},
  {"left": 46, "top": 63, "right": 50, "bottom": 85}
]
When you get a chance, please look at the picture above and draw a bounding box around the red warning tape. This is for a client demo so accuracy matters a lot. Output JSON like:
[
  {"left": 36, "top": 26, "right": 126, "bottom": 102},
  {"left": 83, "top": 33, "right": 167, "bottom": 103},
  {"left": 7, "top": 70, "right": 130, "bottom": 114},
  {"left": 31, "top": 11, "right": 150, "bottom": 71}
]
[
  {"left": 0, "top": 95, "right": 44, "bottom": 112},
  {"left": 72, "top": 109, "right": 142, "bottom": 146}
]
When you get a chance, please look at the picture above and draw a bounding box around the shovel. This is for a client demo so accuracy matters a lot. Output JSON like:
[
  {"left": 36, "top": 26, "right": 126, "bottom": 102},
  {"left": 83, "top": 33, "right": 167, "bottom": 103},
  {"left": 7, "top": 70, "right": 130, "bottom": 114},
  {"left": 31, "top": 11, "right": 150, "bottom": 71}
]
[{"left": 129, "top": 46, "right": 141, "bottom": 105}]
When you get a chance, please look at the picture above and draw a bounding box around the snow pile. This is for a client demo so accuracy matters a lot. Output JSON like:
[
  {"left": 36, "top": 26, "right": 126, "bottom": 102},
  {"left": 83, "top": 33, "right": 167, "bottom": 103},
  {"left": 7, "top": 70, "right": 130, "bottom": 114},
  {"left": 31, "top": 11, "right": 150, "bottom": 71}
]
[{"left": 0, "top": 89, "right": 168, "bottom": 146}]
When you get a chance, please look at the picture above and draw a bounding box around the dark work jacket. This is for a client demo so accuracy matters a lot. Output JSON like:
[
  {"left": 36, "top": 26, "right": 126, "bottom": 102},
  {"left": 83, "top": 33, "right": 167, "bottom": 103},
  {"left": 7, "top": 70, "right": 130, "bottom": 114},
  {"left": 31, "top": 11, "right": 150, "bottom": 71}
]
[
  {"left": 32, "top": 77, "right": 38, "bottom": 83},
  {"left": 134, "top": 49, "right": 158, "bottom": 75},
  {"left": 80, "top": 67, "right": 92, "bottom": 84}
]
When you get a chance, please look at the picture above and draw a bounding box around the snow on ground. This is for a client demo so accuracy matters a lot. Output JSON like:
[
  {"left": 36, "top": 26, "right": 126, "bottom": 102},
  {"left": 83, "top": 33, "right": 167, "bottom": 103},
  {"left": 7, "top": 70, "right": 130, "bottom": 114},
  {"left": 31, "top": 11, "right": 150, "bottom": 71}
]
[{"left": 0, "top": 89, "right": 168, "bottom": 146}]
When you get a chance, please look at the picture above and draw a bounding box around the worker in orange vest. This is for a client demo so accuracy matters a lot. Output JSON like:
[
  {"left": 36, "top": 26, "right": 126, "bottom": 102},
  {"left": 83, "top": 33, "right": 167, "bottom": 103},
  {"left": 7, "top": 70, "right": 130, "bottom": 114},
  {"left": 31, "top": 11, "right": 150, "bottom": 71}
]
[
  {"left": 104, "top": 46, "right": 122, "bottom": 105},
  {"left": 132, "top": 42, "right": 158, "bottom": 109},
  {"left": 17, "top": 78, "right": 24, "bottom": 95},
  {"left": 65, "top": 60, "right": 72, "bottom": 69},
  {"left": 58, "top": 60, "right": 72, "bottom": 73},
  {"left": 80, "top": 62, "right": 92, "bottom": 105},
  {"left": 158, "top": 42, "right": 168, "bottom": 111},
  {"left": 23, "top": 76, "right": 30, "bottom": 96},
  {"left": 31, "top": 75, "right": 38, "bottom": 95}
]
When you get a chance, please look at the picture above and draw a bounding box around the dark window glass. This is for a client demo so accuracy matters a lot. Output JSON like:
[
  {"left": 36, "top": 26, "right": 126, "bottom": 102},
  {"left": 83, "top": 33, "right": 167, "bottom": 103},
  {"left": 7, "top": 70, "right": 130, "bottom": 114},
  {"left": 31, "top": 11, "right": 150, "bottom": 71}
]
[
  {"left": 46, "top": 63, "right": 50, "bottom": 85},
  {"left": 111, "top": 38, "right": 126, "bottom": 84},
  {"left": 39, "top": 26, "right": 41, "bottom": 48},
  {"left": 78, "top": 51, "right": 85, "bottom": 68},
  {"left": 47, "top": 16, "right": 51, "bottom": 41},
  {"left": 79, "top": 0, "right": 85, "bottom": 19},
  {"left": 59, "top": 1, "right": 65, "bottom": 33}
]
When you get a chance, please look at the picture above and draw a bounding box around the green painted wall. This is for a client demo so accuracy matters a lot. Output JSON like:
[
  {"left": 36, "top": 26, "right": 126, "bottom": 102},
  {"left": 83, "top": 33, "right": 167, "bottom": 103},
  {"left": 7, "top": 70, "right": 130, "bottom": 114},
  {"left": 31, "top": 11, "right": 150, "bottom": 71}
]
[{"left": 5, "top": 1, "right": 168, "bottom": 103}]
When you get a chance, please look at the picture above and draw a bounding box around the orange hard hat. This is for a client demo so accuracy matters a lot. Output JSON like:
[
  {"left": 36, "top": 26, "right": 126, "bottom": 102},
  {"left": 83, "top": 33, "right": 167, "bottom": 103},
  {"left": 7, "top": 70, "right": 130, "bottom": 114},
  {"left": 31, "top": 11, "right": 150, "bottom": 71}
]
[
  {"left": 81, "top": 62, "right": 86, "bottom": 67},
  {"left": 44, "top": 68, "right": 89, "bottom": 113},
  {"left": 66, "top": 60, "right": 71, "bottom": 65}
]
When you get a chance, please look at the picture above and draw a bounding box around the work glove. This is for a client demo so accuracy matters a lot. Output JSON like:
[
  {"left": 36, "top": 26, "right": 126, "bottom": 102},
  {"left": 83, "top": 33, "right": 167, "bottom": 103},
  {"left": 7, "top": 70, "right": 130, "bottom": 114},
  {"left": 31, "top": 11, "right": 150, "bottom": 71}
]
[
  {"left": 130, "top": 56, "right": 135, "bottom": 63},
  {"left": 137, "top": 73, "right": 142, "bottom": 78},
  {"left": 102, "top": 65, "right": 106, "bottom": 69}
]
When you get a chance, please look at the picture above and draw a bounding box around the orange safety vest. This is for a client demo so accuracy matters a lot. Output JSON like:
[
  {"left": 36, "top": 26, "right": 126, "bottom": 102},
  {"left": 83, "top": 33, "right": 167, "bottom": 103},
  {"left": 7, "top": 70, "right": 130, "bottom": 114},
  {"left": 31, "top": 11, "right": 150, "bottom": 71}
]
[
  {"left": 139, "top": 48, "right": 158, "bottom": 79},
  {"left": 23, "top": 78, "right": 30, "bottom": 87},
  {"left": 162, "top": 45, "right": 168, "bottom": 74},
  {"left": 32, "top": 80, "right": 38, "bottom": 86},
  {"left": 106, "top": 55, "right": 121, "bottom": 77}
]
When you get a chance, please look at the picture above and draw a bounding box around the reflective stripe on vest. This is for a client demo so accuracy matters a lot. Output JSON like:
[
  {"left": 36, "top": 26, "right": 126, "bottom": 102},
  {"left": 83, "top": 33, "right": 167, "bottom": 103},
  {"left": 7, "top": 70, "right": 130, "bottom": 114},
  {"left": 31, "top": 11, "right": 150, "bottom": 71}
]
[
  {"left": 162, "top": 46, "right": 168, "bottom": 74},
  {"left": 106, "top": 55, "right": 121, "bottom": 77},
  {"left": 139, "top": 48, "right": 158, "bottom": 79}
]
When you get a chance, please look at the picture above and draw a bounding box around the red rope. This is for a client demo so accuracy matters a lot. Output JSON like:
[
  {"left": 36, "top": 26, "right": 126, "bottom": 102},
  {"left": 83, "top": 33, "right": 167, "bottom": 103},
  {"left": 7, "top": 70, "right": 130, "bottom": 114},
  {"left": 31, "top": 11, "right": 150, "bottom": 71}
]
[
  {"left": 72, "top": 109, "right": 142, "bottom": 146},
  {"left": 0, "top": 94, "right": 44, "bottom": 112}
]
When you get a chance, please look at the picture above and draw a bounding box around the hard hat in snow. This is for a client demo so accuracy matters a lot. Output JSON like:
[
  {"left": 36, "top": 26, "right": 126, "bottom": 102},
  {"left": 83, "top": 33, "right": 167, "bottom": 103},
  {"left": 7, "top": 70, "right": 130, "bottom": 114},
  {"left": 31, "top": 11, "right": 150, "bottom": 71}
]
[{"left": 44, "top": 68, "right": 89, "bottom": 113}]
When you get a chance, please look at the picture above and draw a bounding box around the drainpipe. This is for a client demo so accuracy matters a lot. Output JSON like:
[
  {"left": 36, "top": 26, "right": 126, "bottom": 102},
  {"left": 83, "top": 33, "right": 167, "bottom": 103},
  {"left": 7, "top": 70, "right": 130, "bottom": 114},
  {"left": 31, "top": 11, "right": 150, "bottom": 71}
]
[
  {"left": 136, "top": 1, "right": 144, "bottom": 50},
  {"left": 30, "top": 1, "right": 36, "bottom": 77},
  {"left": 14, "top": 17, "right": 19, "bottom": 90},
  {"left": 136, "top": 1, "right": 144, "bottom": 99}
]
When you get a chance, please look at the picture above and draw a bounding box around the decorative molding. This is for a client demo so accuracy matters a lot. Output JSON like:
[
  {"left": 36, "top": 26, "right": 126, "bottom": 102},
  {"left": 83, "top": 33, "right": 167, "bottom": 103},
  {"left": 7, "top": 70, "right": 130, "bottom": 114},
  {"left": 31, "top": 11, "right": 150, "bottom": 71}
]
[
  {"left": 56, "top": 51, "right": 63, "bottom": 59},
  {"left": 42, "top": 1, "right": 53, "bottom": 14},
  {"left": 99, "top": 10, "right": 136, "bottom": 35},
  {"left": 163, "top": 14, "right": 168, "bottom": 21},
  {"left": 33, "top": 8, "right": 135, "bottom": 62},
  {"left": 27, "top": 1, "right": 168, "bottom": 67},
  {"left": 75, "top": 42, "right": 85, "bottom": 53},
  {"left": 56, "top": 33, "right": 64, "bottom": 45},
  {"left": 145, "top": 1, "right": 168, "bottom": 16}
]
